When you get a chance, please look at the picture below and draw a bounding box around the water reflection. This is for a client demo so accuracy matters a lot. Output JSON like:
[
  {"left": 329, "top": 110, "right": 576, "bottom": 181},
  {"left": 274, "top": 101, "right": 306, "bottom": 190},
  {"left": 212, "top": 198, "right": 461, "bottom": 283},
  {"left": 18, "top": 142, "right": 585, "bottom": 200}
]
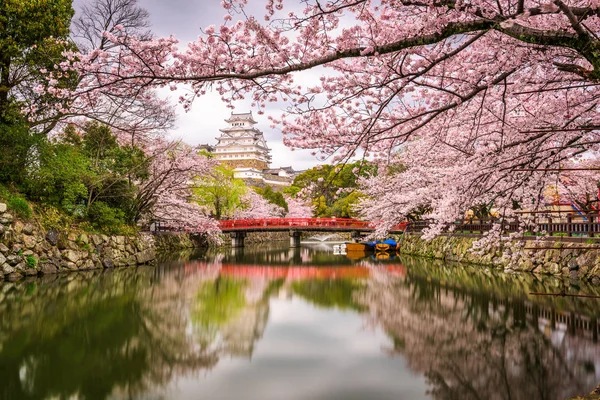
[{"left": 0, "top": 244, "right": 599, "bottom": 399}]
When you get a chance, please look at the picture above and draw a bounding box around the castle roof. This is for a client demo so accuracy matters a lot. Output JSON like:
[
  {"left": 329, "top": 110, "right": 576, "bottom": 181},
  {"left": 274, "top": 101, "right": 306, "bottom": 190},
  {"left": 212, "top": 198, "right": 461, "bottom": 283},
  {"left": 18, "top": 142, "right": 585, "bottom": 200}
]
[{"left": 225, "top": 111, "right": 257, "bottom": 124}]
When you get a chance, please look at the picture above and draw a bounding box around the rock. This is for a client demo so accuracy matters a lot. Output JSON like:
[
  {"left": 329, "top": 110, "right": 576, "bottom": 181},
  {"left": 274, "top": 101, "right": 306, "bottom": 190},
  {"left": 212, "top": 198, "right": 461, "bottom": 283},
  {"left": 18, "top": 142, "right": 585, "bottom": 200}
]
[
  {"left": 23, "top": 250, "right": 33, "bottom": 256},
  {"left": 6, "top": 255, "right": 19, "bottom": 266},
  {"left": 91, "top": 235, "right": 103, "bottom": 246},
  {"left": 22, "top": 223, "right": 34, "bottom": 235},
  {"left": 2, "top": 263, "right": 14, "bottom": 274},
  {"left": 61, "top": 261, "right": 78, "bottom": 271},
  {"left": 533, "top": 266, "right": 543, "bottom": 274},
  {"left": 570, "top": 270, "right": 579, "bottom": 280},
  {"left": 23, "top": 235, "right": 36, "bottom": 249},
  {"left": 46, "top": 229, "right": 59, "bottom": 246},
  {"left": 62, "top": 250, "right": 80, "bottom": 263},
  {"left": 568, "top": 257, "right": 579, "bottom": 271},
  {"left": 0, "top": 253, "right": 5, "bottom": 265},
  {"left": 24, "top": 266, "right": 37, "bottom": 276},
  {"left": 13, "top": 220, "right": 23, "bottom": 234},
  {"left": 102, "top": 258, "right": 114, "bottom": 268},
  {"left": 136, "top": 249, "right": 155, "bottom": 264},
  {"left": 67, "top": 232, "right": 78, "bottom": 241},
  {"left": 547, "top": 262, "right": 561, "bottom": 275},
  {"left": 81, "top": 260, "right": 94, "bottom": 270},
  {"left": 592, "top": 277, "right": 600, "bottom": 286},
  {"left": 0, "top": 203, "right": 6, "bottom": 213},
  {"left": 0, "top": 225, "right": 5, "bottom": 235},
  {"left": 0, "top": 243, "right": 8, "bottom": 254},
  {"left": 0, "top": 212, "right": 13, "bottom": 224},
  {"left": 79, "top": 234, "right": 89, "bottom": 245},
  {"left": 39, "top": 260, "right": 58, "bottom": 274},
  {"left": 6, "top": 272, "right": 23, "bottom": 281}
]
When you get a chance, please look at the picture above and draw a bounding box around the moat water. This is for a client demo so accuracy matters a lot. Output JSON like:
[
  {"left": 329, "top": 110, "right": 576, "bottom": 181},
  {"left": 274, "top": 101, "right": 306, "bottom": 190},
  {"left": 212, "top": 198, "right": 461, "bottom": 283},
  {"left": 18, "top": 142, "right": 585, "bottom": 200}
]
[{"left": 1, "top": 243, "right": 600, "bottom": 399}]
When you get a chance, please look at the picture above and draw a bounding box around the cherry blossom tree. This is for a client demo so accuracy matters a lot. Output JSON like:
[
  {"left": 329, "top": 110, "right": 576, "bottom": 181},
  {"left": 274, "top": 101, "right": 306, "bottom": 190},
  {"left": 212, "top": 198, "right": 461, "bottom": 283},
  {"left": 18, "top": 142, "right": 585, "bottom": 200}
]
[
  {"left": 544, "top": 163, "right": 600, "bottom": 213},
  {"left": 285, "top": 195, "right": 314, "bottom": 218},
  {"left": 47, "top": 0, "right": 600, "bottom": 236},
  {"left": 233, "top": 189, "right": 284, "bottom": 219},
  {"left": 132, "top": 139, "right": 220, "bottom": 239}
]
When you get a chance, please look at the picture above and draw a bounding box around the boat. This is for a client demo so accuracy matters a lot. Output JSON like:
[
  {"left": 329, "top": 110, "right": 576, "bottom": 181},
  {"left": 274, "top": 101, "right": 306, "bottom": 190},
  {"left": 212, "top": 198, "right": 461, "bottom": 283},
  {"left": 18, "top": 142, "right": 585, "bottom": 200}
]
[
  {"left": 345, "top": 242, "right": 374, "bottom": 252},
  {"left": 374, "top": 239, "right": 397, "bottom": 252}
]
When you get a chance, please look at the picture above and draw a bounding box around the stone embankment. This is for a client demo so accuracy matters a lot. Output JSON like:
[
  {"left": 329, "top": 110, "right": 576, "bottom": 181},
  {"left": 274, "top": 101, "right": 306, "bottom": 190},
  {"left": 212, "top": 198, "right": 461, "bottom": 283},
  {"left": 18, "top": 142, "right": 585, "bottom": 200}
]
[
  {"left": 0, "top": 203, "right": 156, "bottom": 281},
  {"left": 399, "top": 234, "right": 600, "bottom": 281}
]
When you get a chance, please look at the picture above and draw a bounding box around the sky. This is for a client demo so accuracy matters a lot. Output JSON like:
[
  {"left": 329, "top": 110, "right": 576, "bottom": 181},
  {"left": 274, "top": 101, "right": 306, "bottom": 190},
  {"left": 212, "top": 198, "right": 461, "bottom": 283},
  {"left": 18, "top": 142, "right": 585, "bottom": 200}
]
[{"left": 74, "top": 0, "right": 324, "bottom": 171}]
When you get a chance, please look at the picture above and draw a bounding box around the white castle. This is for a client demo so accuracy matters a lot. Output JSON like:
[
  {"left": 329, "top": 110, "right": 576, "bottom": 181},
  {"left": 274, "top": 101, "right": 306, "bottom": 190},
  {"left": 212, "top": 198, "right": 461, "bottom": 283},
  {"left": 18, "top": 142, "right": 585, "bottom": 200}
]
[{"left": 211, "top": 111, "right": 298, "bottom": 186}]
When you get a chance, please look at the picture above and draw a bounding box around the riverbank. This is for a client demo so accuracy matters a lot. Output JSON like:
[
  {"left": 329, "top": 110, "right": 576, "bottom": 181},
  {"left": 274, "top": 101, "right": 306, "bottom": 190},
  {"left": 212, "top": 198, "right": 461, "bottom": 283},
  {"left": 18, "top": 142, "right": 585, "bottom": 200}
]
[
  {"left": 398, "top": 233, "right": 600, "bottom": 281},
  {"left": 0, "top": 202, "right": 162, "bottom": 281}
]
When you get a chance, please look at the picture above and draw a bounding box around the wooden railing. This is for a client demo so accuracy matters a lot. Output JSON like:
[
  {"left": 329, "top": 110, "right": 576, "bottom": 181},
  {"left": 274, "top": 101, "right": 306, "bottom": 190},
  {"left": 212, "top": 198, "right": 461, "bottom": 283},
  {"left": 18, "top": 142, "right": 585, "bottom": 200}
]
[{"left": 406, "top": 213, "right": 600, "bottom": 237}]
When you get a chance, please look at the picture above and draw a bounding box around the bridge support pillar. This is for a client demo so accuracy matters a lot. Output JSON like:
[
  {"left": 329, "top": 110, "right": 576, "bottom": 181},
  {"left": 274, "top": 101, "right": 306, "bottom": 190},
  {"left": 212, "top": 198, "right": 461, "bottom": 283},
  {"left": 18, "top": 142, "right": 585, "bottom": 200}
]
[
  {"left": 351, "top": 231, "right": 362, "bottom": 243},
  {"left": 290, "top": 231, "right": 302, "bottom": 248},
  {"left": 230, "top": 231, "right": 247, "bottom": 248}
]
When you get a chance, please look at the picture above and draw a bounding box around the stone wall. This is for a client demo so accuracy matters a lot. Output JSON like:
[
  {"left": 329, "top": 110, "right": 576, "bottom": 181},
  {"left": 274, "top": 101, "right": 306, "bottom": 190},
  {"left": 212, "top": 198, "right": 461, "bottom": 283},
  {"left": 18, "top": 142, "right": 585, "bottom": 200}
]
[
  {"left": 0, "top": 203, "right": 156, "bottom": 281},
  {"left": 399, "top": 234, "right": 600, "bottom": 282}
]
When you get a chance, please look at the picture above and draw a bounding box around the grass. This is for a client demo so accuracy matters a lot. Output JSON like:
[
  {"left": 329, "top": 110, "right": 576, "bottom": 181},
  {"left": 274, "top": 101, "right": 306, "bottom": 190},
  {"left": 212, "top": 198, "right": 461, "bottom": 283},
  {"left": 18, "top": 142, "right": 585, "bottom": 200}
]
[{"left": 25, "top": 254, "right": 37, "bottom": 269}]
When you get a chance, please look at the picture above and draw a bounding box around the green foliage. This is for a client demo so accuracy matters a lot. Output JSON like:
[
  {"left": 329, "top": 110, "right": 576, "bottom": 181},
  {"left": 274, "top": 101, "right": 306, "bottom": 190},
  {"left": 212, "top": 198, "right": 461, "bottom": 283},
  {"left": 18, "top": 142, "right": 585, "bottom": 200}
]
[
  {"left": 193, "top": 165, "right": 247, "bottom": 219},
  {"left": 255, "top": 185, "right": 288, "bottom": 212},
  {"left": 290, "top": 161, "right": 377, "bottom": 217},
  {"left": 7, "top": 196, "right": 31, "bottom": 218},
  {"left": 25, "top": 255, "right": 37, "bottom": 269},
  {"left": 0, "top": 183, "right": 25, "bottom": 212},
  {"left": 0, "top": 0, "right": 75, "bottom": 116},
  {"left": 16, "top": 122, "right": 151, "bottom": 231},
  {"left": 0, "top": 109, "right": 44, "bottom": 185},
  {"left": 87, "top": 202, "right": 126, "bottom": 234}
]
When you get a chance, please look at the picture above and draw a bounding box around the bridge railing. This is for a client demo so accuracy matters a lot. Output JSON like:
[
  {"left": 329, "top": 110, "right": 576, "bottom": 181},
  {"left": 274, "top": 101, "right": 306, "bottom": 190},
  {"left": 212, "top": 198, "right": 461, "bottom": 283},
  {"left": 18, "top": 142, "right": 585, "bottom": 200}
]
[
  {"left": 148, "top": 218, "right": 409, "bottom": 233},
  {"left": 218, "top": 218, "right": 374, "bottom": 230}
]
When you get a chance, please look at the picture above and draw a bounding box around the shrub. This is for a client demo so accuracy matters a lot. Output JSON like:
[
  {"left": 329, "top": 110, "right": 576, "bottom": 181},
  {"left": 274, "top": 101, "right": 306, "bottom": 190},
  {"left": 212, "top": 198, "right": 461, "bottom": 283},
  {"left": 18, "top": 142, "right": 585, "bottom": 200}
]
[
  {"left": 25, "top": 255, "right": 37, "bottom": 269},
  {"left": 87, "top": 201, "right": 126, "bottom": 234},
  {"left": 8, "top": 196, "right": 31, "bottom": 218}
]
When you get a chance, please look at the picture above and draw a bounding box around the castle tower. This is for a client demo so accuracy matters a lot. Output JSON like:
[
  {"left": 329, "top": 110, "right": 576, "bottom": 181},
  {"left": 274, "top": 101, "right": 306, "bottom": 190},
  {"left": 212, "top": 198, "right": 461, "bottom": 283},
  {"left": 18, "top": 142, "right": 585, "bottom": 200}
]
[{"left": 214, "top": 112, "right": 272, "bottom": 175}]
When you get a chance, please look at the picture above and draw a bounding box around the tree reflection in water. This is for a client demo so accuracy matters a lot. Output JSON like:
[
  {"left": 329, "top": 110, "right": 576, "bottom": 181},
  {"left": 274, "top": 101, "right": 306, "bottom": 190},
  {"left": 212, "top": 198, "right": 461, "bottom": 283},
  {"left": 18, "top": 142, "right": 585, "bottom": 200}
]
[{"left": 0, "top": 245, "right": 599, "bottom": 399}]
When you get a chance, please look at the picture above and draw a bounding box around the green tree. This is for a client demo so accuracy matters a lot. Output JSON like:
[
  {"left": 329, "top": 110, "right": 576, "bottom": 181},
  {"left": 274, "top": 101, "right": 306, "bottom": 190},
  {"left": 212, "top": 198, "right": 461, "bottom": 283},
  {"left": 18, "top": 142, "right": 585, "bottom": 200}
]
[
  {"left": 288, "top": 161, "right": 377, "bottom": 218},
  {"left": 193, "top": 165, "right": 247, "bottom": 219},
  {"left": 0, "top": 0, "right": 74, "bottom": 118},
  {"left": 254, "top": 185, "right": 288, "bottom": 213}
]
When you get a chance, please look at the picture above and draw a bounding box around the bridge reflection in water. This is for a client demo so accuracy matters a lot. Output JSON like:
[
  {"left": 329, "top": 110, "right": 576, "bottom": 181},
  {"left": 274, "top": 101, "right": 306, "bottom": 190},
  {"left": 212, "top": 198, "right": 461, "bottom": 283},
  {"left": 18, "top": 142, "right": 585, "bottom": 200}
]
[{"left": 0, "top": 244, "right": 599, "bottom": 399}]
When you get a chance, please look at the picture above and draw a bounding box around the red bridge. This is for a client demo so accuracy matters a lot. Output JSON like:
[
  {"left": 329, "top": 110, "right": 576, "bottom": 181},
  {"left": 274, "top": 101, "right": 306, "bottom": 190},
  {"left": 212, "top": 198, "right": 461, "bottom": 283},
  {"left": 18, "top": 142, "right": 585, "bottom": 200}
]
[
  {"left": 218, "top": 218, "right": 407, "bottom": 248},
  {"left": 153, "top": 218, "right": 407, "bottom": 248}
]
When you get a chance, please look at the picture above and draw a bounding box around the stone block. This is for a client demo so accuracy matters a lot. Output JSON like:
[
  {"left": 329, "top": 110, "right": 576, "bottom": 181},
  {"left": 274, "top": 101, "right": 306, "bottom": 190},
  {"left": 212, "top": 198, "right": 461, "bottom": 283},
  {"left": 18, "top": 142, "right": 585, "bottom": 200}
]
[
  {"left": 0, "top": 243, "right": 9, "bottom": 254},
  {"left": 6, "top": 272, "right": 22, "bottom": 281},
  {"left": 0, "top": 203, "right": 6, "bottom": 213},
  {"left": 61, "top": 261, "right": 78, "bottom": 271},
  {"left": 62, "top": 250, "right": 80, "bottom": 263},
  {"left": 0, "top": 212, "right": 13, "bottom": 224},
  {"left": 79, "top": 234, "right": 89, "bottom": 245},
  {"left": 102, "top": 258, "right": 114, "bottom": 268},
  {"left": 39, "top": 260, "right": 58, "bottom": 274},
  {"left": 6, "top": 255, "right": 19, "bottom": 266},
  {"left": 23, "top": 235, "right": 36, "bottom": 249},
  {"left": 46, "top": 229, "right": 59, "bottom": 246},
  {"left": 22, "top": 223, "right": 34, "bottom": 235},
  {"left": 2, "top": 263, "right": 14, "bottom": 274}
]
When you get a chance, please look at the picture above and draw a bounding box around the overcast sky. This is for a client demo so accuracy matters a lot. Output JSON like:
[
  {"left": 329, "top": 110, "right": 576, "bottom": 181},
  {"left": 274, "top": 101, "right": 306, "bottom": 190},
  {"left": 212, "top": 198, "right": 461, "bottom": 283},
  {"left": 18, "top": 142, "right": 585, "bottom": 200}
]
[{"left": 74, "top": 0, "right": 323, "bottom": 171}]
